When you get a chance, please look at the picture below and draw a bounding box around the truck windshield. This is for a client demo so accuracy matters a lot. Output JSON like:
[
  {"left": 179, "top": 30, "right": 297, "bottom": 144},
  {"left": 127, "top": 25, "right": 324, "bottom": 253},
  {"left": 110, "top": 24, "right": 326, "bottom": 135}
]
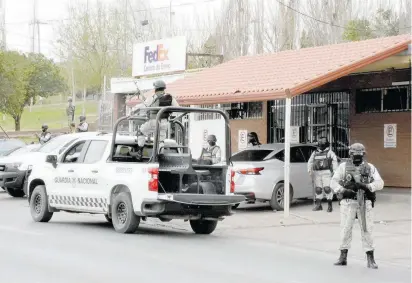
[{"left": 38, "top": 135, "right": 78, "bottom": 154}]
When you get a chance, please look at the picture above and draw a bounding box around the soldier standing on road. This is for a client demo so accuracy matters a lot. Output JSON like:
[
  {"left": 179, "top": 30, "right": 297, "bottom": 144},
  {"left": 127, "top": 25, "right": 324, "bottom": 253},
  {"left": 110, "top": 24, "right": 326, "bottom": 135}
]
[
  {"left": 76, "top": 116, "right": 89, "bottom": 132},
  {"left": 198, "top": 134, "right": 221, "bottom": 165},
  {"left": 307, "top": 137, "right": 338, "bottom": 212},
  {"left": 331, "top": 143, "right": 384, "bottom": 269},
  {"left": 36, "top": 124, "right": 51, "bottom": 145},
  {"left": 66, "top": 98, "right": 75, "bottom": 127}
]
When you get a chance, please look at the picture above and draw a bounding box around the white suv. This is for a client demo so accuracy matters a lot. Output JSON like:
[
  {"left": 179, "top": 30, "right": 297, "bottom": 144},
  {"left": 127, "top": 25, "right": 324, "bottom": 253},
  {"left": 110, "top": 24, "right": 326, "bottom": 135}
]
[{"left": 27, "top": 130, "right": 244, "bottom": 235}]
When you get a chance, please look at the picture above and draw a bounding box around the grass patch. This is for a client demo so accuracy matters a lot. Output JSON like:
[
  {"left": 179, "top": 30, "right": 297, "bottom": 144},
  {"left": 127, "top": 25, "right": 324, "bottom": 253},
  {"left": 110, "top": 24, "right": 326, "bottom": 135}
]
[{"left": 0, "top": 101, "right": 98, "bottom": 131}]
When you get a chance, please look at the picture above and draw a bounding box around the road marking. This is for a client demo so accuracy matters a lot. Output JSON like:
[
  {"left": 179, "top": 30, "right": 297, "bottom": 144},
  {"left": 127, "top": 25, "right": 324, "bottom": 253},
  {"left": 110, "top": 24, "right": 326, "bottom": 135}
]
[{"left": 0, "top": 225, "right": 43, "bottom": 236}]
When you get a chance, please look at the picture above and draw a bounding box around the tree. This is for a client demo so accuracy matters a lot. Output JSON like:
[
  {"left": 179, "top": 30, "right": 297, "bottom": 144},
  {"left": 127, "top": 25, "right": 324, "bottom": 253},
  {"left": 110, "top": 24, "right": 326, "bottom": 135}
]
[
  {"left": 0, "top": 51, "right": 66, "bottom": 131},
  {"left": 343, "top": 19, "right": 374, "bottom": 41}
]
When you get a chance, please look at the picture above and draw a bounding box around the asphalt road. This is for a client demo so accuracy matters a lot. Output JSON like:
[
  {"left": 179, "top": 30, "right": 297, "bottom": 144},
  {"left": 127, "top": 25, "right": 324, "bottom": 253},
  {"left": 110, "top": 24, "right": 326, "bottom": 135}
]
[{"left": 0, "top": 191, "right": 410, "bottom": 283}]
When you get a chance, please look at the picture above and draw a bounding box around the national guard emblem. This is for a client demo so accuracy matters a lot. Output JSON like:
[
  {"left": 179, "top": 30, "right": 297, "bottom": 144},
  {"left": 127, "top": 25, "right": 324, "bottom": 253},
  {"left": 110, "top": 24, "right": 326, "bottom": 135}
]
[{"left": 345, "top": 174, "right": 352, "bottom": 182}]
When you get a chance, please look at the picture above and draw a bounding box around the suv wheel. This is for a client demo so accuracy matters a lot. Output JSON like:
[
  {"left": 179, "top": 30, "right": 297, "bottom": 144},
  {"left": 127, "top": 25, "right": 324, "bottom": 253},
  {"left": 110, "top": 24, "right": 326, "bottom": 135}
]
[
  {"left": 270, "top": 183, "right": 293, "bottom": 211},
  {"left": 30, "top": 185, "right": 53, "bottom": 222},
  {"left": 111, "top": 192, "right": 140, "bottom": 234},
  {"left": 190, "top": 219, "right": 218, "bottom": 234},
  {"left": 5, "top": 187, "right": 25, "bottom": 198}
]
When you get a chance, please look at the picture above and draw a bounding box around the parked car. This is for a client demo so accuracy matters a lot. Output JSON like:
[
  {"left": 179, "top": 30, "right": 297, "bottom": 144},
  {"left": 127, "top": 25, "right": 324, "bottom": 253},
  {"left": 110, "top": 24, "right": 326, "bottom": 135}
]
[
  {"left": 1, "top": 132, "right": 98, "bottom": 198},
  {"left": 231, "top": 143, "right": 338, "bottom": 210},
  {"left": 0, "top": 139, "right": 26, "bottom": 157}
]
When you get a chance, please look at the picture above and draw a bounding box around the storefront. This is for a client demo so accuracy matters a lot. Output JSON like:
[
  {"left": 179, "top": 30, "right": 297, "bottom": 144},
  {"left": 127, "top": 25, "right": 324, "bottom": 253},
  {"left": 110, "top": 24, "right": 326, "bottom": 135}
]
[{"left": 131, "top": 34, "right": 412, "bottom": 188}]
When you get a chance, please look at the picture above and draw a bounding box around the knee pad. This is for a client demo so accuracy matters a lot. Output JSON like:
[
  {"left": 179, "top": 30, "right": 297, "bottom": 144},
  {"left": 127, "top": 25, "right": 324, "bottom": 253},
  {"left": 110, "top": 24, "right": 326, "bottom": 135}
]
[
  {"left": 315, "top": 187, "right": 323, "bottom": 195},
  {"left": 324, "top": 187, "right": 332, "bottom": 194}
]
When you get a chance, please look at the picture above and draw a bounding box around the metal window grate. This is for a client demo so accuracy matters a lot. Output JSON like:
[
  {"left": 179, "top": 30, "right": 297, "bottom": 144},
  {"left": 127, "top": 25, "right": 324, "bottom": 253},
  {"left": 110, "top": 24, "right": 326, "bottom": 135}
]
[
  {"left": 356, "top": 85, "right": 411, "bottom": 113},
  {"left": 268, "top": 91, "right": 350, "bottom": 158},
  {"left": 193, "top": 102, "right": 263, "bottom": 121}
]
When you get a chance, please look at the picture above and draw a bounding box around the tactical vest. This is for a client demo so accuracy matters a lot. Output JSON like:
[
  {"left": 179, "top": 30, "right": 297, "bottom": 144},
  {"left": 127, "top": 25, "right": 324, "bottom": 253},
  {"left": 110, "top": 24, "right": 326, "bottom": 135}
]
[
  {"left": 312, "top": 149, "right": 332, "bottom": 171},
  {"left": 344, "top": 160, "right": 376, "bottom": 203},
  {"left": 148, "top": 91, "right": 173, "bottom": 119},
  {"left": 201, "top": 146, "right": 219, "bottom": 162}
]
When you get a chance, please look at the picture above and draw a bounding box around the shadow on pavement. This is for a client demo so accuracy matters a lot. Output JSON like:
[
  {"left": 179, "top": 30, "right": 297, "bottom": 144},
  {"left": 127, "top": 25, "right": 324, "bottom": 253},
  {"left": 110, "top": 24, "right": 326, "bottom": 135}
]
[{"left": 47, "top": 219, "right": 199, "bottom": 237}]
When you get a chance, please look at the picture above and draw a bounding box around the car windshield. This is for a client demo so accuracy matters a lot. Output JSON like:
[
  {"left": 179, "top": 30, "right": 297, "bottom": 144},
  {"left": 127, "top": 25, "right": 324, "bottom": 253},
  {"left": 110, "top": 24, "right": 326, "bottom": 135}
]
[
  {"left": 0, "top": 140, "right": 26, "bottom": 156},
  {"left": 231, "top": 149, "right": 273, "bottom": 162},
  {"left": 8, "top": 145, "right": 39, "bottom": 156},
  {"left": 37, "top": 135, "right": 78, "bottom": 153}
]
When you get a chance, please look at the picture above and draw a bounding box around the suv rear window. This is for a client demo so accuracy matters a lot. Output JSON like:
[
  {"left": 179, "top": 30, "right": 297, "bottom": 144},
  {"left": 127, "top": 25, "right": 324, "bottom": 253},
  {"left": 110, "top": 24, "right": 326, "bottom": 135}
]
[{"left": 231, "top": 150, "right": 273, "bottom": 162}]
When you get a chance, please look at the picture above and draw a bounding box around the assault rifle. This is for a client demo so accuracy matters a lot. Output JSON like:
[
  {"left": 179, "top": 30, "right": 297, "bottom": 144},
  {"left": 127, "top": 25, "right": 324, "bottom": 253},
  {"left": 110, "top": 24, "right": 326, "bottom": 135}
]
[
  {"left": 353, "top": 173, "right": 367, "bottom": 232},
  {"left": 339, "top": 173, "right": 367, "bottom": 232}
]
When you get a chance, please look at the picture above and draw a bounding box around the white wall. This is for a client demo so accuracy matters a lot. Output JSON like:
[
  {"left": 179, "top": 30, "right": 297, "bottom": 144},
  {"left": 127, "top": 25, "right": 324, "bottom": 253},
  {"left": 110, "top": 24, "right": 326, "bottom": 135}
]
[{"left": 188, "top": 113, "right": 226, "bottom": 160}]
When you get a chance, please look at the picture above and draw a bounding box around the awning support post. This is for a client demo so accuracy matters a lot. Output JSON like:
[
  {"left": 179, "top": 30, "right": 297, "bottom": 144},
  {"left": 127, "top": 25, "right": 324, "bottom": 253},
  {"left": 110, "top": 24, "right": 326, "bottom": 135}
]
[{"left": 284, "top": 89, "right": 292, "bottom": 218}]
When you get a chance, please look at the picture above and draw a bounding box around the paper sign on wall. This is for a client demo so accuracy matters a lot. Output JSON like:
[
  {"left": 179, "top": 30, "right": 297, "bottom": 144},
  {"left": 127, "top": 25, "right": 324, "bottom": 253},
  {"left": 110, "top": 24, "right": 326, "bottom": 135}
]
[
  {"left": 290, "top": 126, "right": 300, "bottom": 144},
  {"left": 384, "top": 124, "right": 397, "bottom": 148},
  {"left": 203, "top": 129, "right": 208, "bottom": 147},
  {"left": 238, "top": 130, "right": 248, "bottom": 150}
]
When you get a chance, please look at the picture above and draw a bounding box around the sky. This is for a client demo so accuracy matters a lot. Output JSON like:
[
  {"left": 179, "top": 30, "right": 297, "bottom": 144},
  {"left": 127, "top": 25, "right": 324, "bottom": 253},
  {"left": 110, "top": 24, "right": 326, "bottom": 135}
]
[
  {"left": 3, "top": 0, "right": 405, "bottom": 61},
  {"left": 3, "top": 0, "right": 220, "bottom": 60}
]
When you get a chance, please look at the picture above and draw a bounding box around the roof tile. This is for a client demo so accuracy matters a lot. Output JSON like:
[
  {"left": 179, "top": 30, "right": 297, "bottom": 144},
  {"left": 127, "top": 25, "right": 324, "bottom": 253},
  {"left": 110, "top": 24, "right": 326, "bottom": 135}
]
[{"left": 131, "top": 35, "right": 410, "bottom": 106}]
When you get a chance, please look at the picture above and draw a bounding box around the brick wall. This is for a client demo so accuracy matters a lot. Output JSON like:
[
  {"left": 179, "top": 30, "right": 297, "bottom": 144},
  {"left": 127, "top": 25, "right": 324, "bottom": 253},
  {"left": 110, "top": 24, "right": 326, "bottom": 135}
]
[
  {"left": 349, "top": 94, "right": 411, "bottom": 188},
  {"left": 229, "top": 103, "right": 267, "bottom": 153}
]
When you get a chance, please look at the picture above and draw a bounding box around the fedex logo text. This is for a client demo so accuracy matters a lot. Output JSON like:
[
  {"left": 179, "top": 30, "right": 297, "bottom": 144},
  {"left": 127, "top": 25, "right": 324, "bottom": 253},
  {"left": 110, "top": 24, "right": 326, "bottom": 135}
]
[{"left": 144, "top": 44, "right": 169, "bottom": 63}]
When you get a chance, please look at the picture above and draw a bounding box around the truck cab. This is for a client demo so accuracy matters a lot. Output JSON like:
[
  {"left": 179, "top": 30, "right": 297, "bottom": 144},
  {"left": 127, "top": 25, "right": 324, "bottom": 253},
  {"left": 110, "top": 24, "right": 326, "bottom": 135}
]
[{"left": 28, "top": 106, "right": 244, "bottom": 234}]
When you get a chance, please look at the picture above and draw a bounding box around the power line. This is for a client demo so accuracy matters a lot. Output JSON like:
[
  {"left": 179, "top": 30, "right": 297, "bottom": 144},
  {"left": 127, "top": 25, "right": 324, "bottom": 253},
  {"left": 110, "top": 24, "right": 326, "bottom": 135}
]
[{"left": 273, "top": 0, "right": 412, "bottom": 32}]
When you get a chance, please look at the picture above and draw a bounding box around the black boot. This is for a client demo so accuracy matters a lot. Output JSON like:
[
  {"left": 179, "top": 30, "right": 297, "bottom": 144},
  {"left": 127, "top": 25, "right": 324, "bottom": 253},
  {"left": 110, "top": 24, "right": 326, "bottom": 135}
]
[
  {"left": 334, "top": 249, "right": 348, "bottom": 266},
  {"left": 312, "top": 199, "right": 322, "bottom": 211},
  {"left": 327, "top": 200, "right": 333, "bottom": 212},
  {"left": 366, "top": 251, "right": 378, "bottom": 269}
]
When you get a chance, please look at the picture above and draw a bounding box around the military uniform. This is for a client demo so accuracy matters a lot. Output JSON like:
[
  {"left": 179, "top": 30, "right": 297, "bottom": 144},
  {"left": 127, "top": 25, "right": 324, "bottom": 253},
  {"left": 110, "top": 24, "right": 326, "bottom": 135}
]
[
  {"left": 76, "top": 116, "right": 89, "bottom": 132},
  {"left": 66, "top": 99, "right": 75, "bottom": 127},
  {"left": 199, "top": 145, "right": 221, "bottom": 164},
  {"left": 138, "top": 90, "right": 179, "bottom": 141},
  {"left": 308, "top": 146, "right": 338, "bottom": 212},
  {"left": 38, "top": 124, "right": 51, "bottom": 145},
  {"left": 331, "top": 143, "right": 384, "bottom": 269},
  {"left": 199, "top": 135, "right": 221, "bottom": 165}
]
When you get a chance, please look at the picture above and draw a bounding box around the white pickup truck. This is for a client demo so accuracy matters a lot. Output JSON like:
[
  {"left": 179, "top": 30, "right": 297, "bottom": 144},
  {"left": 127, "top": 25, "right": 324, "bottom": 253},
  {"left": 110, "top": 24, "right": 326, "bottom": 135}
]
[{"left": 27, "top": 107, "right": 244, "bottom": 234}]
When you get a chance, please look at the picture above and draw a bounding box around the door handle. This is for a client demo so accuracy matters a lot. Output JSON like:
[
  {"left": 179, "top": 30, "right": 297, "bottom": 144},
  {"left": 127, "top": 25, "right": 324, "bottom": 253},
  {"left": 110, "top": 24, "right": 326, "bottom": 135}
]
[
  {"left": 68, "top": 169, "right": 74, "bottom": 173},
  {"left": 91, "top": 170, "right": 99, "bottom": 173}
]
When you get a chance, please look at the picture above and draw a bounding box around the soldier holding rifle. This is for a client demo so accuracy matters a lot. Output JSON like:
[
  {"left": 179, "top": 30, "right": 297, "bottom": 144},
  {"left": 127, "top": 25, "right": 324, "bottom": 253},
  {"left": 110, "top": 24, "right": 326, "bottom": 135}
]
[{"left": 330, "top": 143, "right": 384, "bottom": 269}]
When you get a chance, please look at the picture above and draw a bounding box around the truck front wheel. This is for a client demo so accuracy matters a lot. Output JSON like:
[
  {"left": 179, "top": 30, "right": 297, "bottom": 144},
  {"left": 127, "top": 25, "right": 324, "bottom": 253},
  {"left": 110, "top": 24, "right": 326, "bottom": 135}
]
[
  {"left": 111, "top": 192, "right": 140, "bottom": 234},
  {"left": 30, "top": 185, "right": 53, "bottom": 222},
  {"left": 190, "top": 219, "right": 218, "bottom": 235}
]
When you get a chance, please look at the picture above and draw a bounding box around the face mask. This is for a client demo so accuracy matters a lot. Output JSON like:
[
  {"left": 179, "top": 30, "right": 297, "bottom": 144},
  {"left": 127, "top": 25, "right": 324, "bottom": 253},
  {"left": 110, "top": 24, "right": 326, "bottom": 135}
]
[
  {"left": 352, "top": 155, "right": 363, "bottom": 165},
  {"left": 248, "top": 137, "right": 256, "bottom": 143},
  {"left": 319, "top": 144, "right": 327, "bottom": 150},
  {"left": 208, "top": 141, "right": 216, "bottom": 147}
]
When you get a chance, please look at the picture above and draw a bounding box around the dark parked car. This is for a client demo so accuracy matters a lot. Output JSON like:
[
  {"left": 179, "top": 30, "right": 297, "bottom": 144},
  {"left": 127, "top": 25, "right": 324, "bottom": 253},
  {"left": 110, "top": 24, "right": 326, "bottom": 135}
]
[{"left": 0, "top": 139, "right": 26, "bottom": 157}]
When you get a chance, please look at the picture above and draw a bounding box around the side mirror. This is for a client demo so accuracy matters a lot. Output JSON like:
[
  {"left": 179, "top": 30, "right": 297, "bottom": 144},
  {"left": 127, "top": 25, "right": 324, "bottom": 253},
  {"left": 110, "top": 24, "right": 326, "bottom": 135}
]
[{"left": 46, "top": 155, "right": 58, "bottom": 165}]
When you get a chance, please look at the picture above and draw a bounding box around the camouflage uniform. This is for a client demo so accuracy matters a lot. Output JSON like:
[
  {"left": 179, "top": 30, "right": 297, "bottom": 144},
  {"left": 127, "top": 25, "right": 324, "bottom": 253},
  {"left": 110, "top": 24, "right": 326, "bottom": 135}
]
[
  {"left": 308, "top": 137, "right": 338, "bottom": 212},
  {"left": 66, "top": 99, "right": 75, "bottom": 127},
  {"left": 199, "top": 135, "right": 221, "bottom": 164},
  {"left": 331, "top": 143, "right": 384, "bottom": 269}
]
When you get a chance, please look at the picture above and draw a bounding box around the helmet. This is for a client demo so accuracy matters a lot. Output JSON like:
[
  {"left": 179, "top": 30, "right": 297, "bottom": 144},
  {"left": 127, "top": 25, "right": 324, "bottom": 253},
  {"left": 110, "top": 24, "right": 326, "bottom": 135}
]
[
  {"left": 79, "top": 115, "right": 86, "bottom": 122},
  {"left": 153, "top": 80, "right": 166, "bottom": 90},
  {"left": 207, "top": 134, "right": 217, "bottom": 142},
  {"left": 349, "top": 143, "right": 365, "bottom": 156}
]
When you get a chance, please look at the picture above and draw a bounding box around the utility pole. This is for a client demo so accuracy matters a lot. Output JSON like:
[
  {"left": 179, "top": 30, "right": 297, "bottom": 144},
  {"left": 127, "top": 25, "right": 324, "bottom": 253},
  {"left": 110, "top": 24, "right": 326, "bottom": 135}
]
[
  {"left": 0, "top": 0, "right": 6, "bottom": 50},
  {"left": 169, "top": 0, "right": 173, "bottom": 36},
  {"left": 31, "top": 0, "right": 36, "bottom": 53},
  {"left": 122, "top": 0, "right": 127, "bottom": 75}
]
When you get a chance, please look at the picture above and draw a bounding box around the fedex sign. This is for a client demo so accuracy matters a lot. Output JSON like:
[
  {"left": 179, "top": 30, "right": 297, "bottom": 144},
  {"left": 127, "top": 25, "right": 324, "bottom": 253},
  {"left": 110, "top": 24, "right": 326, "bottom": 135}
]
[
  {"left": 144, "top": 44, "right": 169, "bottom": 63},
  {"left": 133, "top": 36, "right": 187, "bottom": 77}
]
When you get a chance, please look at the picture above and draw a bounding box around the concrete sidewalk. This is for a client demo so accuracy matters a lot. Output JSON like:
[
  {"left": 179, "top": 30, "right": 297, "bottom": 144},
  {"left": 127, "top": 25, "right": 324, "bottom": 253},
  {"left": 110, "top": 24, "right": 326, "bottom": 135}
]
[
  {"left": 212, "top": 189, "right": 411, "bottom": 268},
  {"left": 151, "top": 188, "right": 411, "bottom": 268}
]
